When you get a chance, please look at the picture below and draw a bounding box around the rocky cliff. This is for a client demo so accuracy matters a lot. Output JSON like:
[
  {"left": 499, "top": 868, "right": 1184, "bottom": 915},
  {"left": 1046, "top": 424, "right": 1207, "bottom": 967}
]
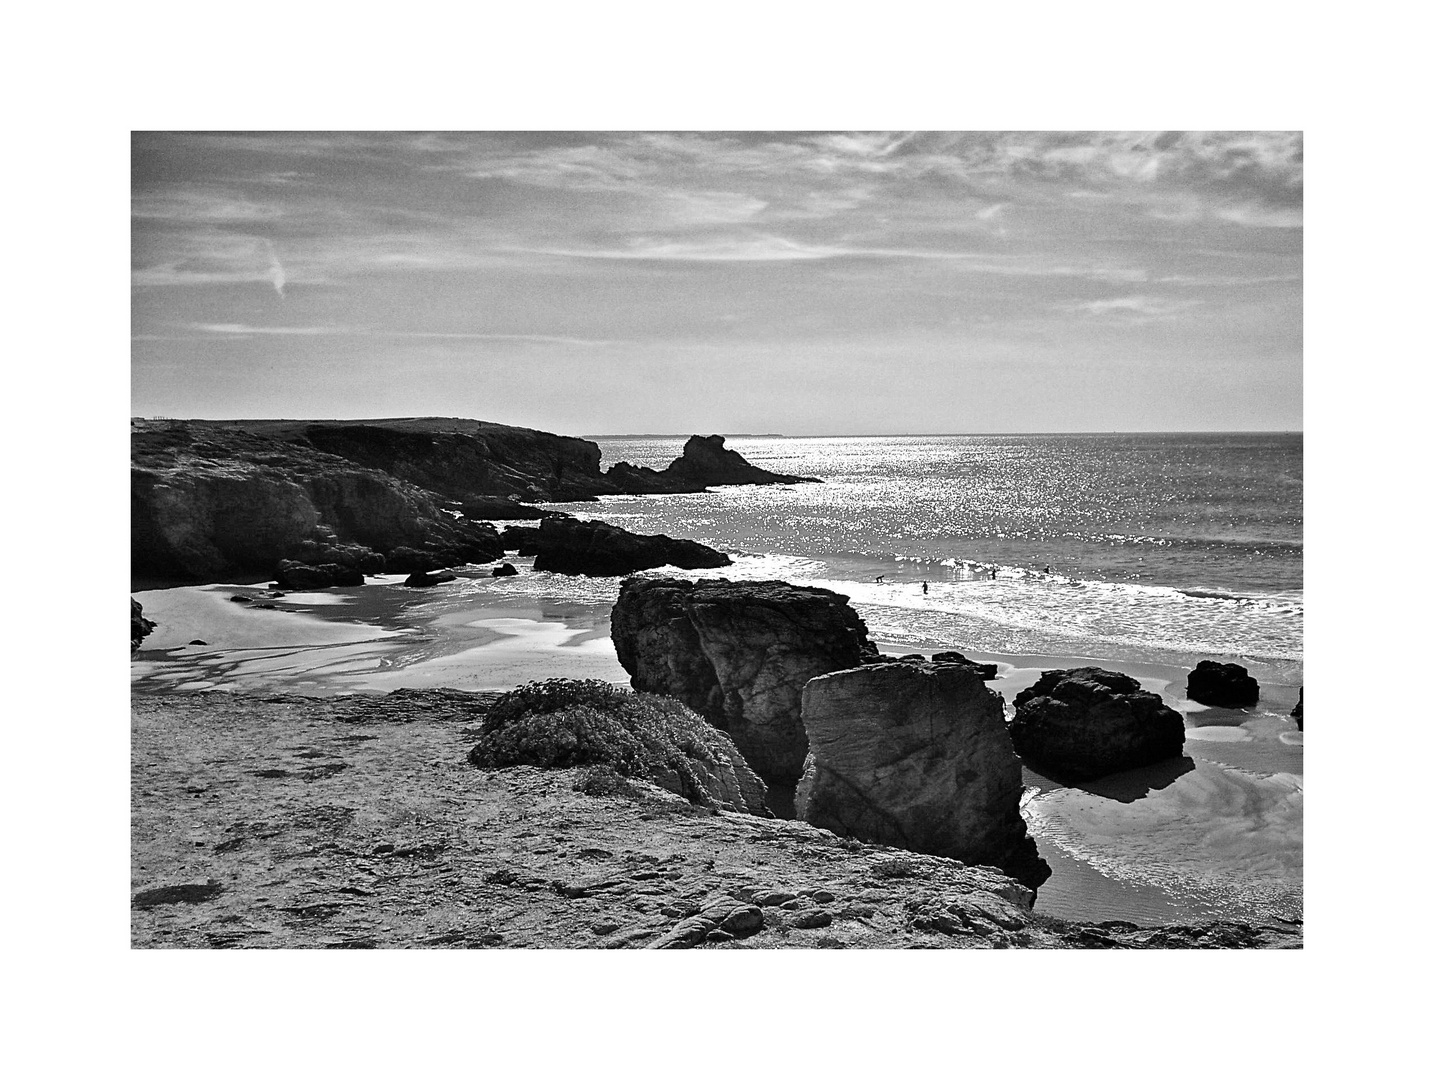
[
  {"left": 610, "top": 578, "right": 873, "bottom": 784},
  {"left": 133, "top": 419, "right": 816, "bottom": 583},
  {"left": 132, "top": 420, "right": 503, "bottom": 581},
  {"left": 796, "top": 661, "right": 1050, "bottom": 892}
]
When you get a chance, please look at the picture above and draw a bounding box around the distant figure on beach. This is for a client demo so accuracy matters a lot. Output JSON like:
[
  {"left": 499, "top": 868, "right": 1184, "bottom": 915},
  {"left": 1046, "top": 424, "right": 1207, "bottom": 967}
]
[
  {"left": 875, "top": 575, "right": 885, "bottom": 583},
  {"left": 1044, "top": 565, "right": 1052, "bottom": 574},
  {"left": 989, "top": 567, "right": 997, "bottom": 580},
  {"left": 922, "top": 581, "right": 928, "bottom": 594}
]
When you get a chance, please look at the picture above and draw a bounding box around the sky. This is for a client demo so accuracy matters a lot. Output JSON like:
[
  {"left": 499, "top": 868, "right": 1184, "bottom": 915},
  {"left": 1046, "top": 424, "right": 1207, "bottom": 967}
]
[{"left": 132, "top": 131, "right": 1301, "bottom": 435}]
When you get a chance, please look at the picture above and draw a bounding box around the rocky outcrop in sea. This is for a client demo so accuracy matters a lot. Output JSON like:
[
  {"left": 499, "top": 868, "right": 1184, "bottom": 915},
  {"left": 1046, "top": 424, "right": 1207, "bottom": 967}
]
[
  {"left": 796, "top": 661, "right": 1050, "bottom": 891},
  {"left": 610, "top": 578, "right": 872, "bottom": 784},
  {"left": 517, "top": 517, "right": 732, "bottom": 577},
  {"left": 1010, "top": 667, "right": 1186, "bottom": 781}
]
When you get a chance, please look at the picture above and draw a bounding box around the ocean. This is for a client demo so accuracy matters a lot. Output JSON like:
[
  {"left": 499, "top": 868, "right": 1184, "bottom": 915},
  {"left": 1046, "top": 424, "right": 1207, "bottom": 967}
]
[{"left": 555, "top": 432, "right": 1303, "bottom": 682}]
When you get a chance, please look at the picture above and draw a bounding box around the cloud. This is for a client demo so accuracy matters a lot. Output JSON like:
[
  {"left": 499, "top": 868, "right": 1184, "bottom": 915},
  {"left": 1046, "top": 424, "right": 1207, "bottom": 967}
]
[
  {"left": 1065, "top": 295, "right": 1204, "bottom": 318},
  {"left": 264, "top": 240, "right": 286, "bottom": 297},
  {"left": 192, "top": 323, "right": 341, "bottom": 335}
]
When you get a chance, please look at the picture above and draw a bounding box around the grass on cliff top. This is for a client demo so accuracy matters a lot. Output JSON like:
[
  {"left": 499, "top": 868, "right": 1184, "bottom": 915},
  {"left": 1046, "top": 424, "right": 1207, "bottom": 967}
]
[{"left": 467, "top": 679, "right": 754, "bottom": 810}]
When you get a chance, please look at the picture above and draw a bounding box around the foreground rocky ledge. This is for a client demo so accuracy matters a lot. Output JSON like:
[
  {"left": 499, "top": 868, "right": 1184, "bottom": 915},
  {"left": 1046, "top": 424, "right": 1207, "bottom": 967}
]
[{"left": 131, "top": 690, "right": 1299, "bottom": 949}]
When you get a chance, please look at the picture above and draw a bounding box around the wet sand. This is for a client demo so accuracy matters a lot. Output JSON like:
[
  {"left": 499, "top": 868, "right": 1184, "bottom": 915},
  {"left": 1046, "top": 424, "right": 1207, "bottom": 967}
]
[{"left": 132, "top": 572, "right": 1301, "bottom": 929}]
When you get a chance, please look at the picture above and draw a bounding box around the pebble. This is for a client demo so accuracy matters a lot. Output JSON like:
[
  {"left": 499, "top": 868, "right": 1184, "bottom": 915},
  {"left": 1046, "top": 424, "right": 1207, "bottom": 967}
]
[{"left": 591, "top": 922, "right": 620, "bottom": 936}]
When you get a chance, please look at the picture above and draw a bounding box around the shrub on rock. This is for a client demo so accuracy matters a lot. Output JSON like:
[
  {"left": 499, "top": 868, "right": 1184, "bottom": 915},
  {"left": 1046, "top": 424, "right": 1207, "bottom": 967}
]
[{"left": 467, "top": 679, "right": 767, "bottom": 815}]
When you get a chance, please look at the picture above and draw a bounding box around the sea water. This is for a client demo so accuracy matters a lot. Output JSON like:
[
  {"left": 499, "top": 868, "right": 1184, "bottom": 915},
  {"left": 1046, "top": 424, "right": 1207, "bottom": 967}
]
[{"left": 553, "top": 432, "right": 1302, "bottom": 681}]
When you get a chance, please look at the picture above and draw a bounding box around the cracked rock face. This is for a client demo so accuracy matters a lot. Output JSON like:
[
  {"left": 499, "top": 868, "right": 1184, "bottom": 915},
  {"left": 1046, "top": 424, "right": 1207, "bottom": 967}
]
[
  {"left": 795, "top": 661, "right": 1050, "bottom": 892},
  {"left": 610, "top": 578, "right": 873, "bottom": 785}
]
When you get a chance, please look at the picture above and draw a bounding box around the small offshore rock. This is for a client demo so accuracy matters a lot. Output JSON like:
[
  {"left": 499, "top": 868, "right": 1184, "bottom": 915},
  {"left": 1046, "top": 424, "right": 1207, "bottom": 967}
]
[
  {"left": 491, "top": 562, "right": 519, "bottom": 577},
  {"left": 1187, "top": 660, "right": 1260, "bottom": 707}
]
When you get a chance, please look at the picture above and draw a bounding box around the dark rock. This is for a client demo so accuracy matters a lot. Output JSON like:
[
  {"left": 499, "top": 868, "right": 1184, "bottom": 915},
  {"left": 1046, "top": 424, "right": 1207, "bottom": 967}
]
[
  {"left": 1187, "top": 660, "right": 1260, "bottom": 708},
  {"left": 931, "top": 649, "right": 998, "bottom": 680},
  {"left": 131, "top": 420, "right": 504, "bottom": 582},
  {"left": 491, "top": 562, "right": 519, "bottom": 577},
  {"left": 228, "top": 595, "right": 253, "bottom": 604},
  {"left": 403, "top": 570, "right": 457, "bottom": 588},
  {"left": 132, "top": 881, "right": 225, "bottom": 908},
  {"left": 797, "top": 661, "right": 1050, "bottom": 892},
  {"left": 791, "top": 910, "right": 833, "bottom": 929},
  {"left": 605, "top": 435, "right": 819, "bottom": 496},
  {"left": 526, "top": 517, "right": 731, "bottom": 577},
  {"left": 611, "top": 577, "right": 874, "bottom": 784},
  {"left": 459, "top": 498, "right": 568, "bottom": 521},
  {"left": 188, "top": 639, "right": 208, "bottom": 646},
  {"left": 1010, "top": 667, "right": 1186, "bottom": 781},
  {"left": 467, "top": 679, "right": 768, "bottom": 815},
  {"left": 501, "top": 525, "right": 539, "bottom": 552},
  {"left": 275, "top": 560, "right": 333, "bottom": 589},
  {"left": 664, "top": 435, "right": 817, "bottom": 489},
  {"left": 1292, "top": 688, "right": 1303, "bottom": 730},
  {"left": 131, "top": 598, "right": 156, "bottom": 649}
]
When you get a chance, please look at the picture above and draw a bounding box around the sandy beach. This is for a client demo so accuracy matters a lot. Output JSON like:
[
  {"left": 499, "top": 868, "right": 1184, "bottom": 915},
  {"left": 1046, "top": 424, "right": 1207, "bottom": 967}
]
[{"left": 132, "top": 565, "right": 1302, "bottom": 929}]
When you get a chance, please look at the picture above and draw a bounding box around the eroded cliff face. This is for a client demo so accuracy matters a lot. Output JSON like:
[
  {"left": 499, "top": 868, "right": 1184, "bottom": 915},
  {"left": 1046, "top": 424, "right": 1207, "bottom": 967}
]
[
  {"left": 796, "top": 661, "right": 1050, "bottom": 892},
  {"left": 610, "top": 578, "right": 873, "bottom": 784},
  {"left": 131, "top": 421, "right": 502, "bottom": 581}
]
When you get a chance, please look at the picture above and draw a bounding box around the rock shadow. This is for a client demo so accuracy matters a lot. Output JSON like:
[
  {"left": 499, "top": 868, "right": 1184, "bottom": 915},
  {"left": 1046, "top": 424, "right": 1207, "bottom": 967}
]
[{"left": 1073, "top": 756, "right": 1197, "bottom": 803}]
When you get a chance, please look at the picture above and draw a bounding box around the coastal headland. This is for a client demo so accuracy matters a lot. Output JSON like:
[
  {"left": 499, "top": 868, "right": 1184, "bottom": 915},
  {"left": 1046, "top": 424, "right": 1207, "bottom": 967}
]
[{"left": 131, "top": 416, "right": 1301, "bottom": 948}]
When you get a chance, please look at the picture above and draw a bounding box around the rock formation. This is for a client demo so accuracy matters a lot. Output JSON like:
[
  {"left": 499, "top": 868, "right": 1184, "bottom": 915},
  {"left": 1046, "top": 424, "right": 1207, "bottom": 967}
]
[
  {"left": 1186, "top": 660, "right": 1261, "bottom": 708},
  {"left": 1010, "top": 667, "right": 1186, "bottom": 781},
  {"left": 1292, "top": 688, "right": 1303, "bottom": 730},
  {"left": 466, "top": 679, "right": 767, "bottom": 815},
  {"left": 521, "top": 517, "right": 732, "bottom": 576},
  {"left": 491, "top": 562, "right": 518, "bottom": 577},
  {"left": 795, "top": 661, "right": 1050, "bottom": 891},
  {"left": 132, "top": 419, "right": 814, "bottom": 585},
  {"left": 606, "top": 435, "right": 819, "bottom": 494},
  {"left": 132, "top": 420, "right": 503, "bottom": 581},
  {"left": 274, "top": 561, "right": 364, "bottom": 589},
  {"left": 610, "top": 578, "right": 873, "bottom": 784},
  {"left": 131, "top": 598, "right": 155, "bottom": 650},
  {"left": 930, "top": 650, "right": 999, "bottom": 680}
]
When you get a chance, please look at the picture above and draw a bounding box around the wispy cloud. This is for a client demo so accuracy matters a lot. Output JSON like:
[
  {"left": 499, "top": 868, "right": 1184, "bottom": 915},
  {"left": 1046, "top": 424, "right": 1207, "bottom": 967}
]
[
  {"left": 264, "top": 240, "right": 286, "bottom": 297},
  {"left": 193, "top": 323, "right": 341, "bottom": 335},
  {"left": 1064, "top": 295, "right": 1204, "bottom": 319}
]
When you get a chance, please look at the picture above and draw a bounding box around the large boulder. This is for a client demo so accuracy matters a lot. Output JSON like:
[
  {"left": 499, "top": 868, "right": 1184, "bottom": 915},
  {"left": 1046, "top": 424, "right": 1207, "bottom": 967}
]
[
  {"left": 611, "top": 578, "right": 873, "bottom": 784},
  {"left": 1186, "top": 660, "right": 1260, "bottom": 708},
  {"left": 1292, "top": 688, "right": 1303, "bottom": 730},
  {"left": 525, "top": 517, "right": 731, "bottom": 577},
  {"left": 130, "top": 598, "right": 155, "bottom": 650},
  {"left": 1010, "top": 667, "right": 1186, "bottom": 781},
  {"left": 796, "top": 661, "right": 1050, "bottom": 892},
  {"left": 466, "top": 679, "right": 767, "bottom": 815}
]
